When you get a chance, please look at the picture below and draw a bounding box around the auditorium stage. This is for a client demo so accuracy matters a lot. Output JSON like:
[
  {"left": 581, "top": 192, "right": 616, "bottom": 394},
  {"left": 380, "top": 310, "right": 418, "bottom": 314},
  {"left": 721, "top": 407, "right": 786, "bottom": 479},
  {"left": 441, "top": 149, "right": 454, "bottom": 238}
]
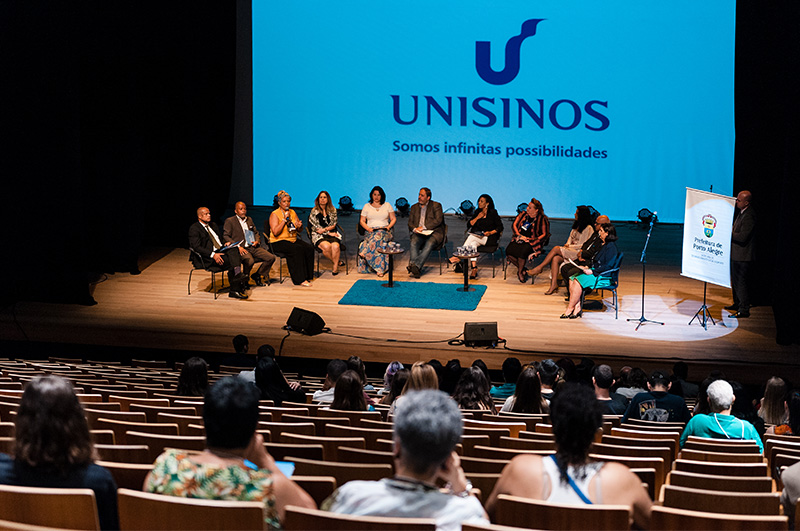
[{"left": 0, "top": 215, "right": 796, "bottom": 385}]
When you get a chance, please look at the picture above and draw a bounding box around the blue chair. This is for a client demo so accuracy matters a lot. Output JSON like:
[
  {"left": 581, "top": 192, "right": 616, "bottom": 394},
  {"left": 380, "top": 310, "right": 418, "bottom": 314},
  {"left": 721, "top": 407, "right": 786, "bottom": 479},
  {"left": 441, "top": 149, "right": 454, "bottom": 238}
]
[{"left": 583, "top": 252, "right": 623, "bottom": 318}]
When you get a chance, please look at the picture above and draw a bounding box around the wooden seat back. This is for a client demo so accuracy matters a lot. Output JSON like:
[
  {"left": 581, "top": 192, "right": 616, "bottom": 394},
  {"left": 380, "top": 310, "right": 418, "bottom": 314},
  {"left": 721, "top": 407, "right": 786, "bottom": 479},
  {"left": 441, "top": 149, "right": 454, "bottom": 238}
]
[
  {"left": 125, "top": 432, "right": 206, "bottom": 462},
  {"left": 117, "top": 488, "right": 265, "bottom": 530},
  {"left": 494, "top": 494, "right": 630, "bottom": 530},
  {"left": 280, "top": 433, "right": 365, "bottom": 461},
  {"left": 96, "top": 460, "right": 152, "bottom": 491},
  {"left": 283, "top": 505, "right": 436, "bottom": 531},
  {"left": 678, "top": 448, "right": 765, "bottom": 463},
  {"left": 94, "top": 418, "right": 177, "bottom": 445},
  {"left": 0, "top": 484, "right": 100, "bottom": 530},
  {"left": 649, "top": 506, "right": 788, "bottom": 530},
  {"left": 317, "top": 408, "right": 382, "bottom": 427},
  {"left": 667, "top": 470, "right": 774, "bottom": 492},
  {"left": 673, "top": 458, "right": 769, "bottom": 477},
  {"left": 660, "top": 484, "right": 781, "bottom": 515},
  {"left": 95, "top": 444, "right": 151, "bottom": 464},
  {"left": 287, "top": 457, "right": 392, "bottom": 485}
]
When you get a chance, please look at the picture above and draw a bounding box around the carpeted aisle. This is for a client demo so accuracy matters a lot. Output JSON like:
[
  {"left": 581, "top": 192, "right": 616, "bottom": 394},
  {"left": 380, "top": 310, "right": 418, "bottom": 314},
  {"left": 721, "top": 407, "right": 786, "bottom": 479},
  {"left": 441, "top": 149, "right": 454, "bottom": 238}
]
[{"left": 338, "top": 280, "right": 487, "bottom": 311}]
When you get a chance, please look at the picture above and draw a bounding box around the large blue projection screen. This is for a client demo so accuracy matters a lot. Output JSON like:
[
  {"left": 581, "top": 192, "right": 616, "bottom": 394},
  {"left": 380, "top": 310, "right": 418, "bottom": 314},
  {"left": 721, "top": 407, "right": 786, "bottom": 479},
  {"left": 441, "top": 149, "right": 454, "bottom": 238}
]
[{"left": 253, "top": 2, "right": 735, "bottom": 222}]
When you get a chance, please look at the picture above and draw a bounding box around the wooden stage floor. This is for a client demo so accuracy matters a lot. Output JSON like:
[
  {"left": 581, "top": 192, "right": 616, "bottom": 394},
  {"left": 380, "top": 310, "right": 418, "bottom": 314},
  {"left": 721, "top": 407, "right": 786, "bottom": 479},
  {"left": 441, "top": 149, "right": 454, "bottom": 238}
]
[{"left": 0, "top": 214, "right": 796, "bottom": 385}]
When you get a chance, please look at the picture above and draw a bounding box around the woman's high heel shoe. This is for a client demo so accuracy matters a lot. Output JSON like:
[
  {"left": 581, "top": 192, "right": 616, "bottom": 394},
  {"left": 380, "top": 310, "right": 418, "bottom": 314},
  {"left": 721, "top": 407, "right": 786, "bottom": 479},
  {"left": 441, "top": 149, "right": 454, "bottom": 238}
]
[
  {"left": 568, "top": 310, "right": 583, "bottom": 319},
  {"left": 544, "top": 288, "right": 558, "bottom": 295},
  {"left": 470, "top": 268, "right": 478, "bottom": 280},
  {"left": 560, "top": 313, "right": 570, "bottom": 319}
]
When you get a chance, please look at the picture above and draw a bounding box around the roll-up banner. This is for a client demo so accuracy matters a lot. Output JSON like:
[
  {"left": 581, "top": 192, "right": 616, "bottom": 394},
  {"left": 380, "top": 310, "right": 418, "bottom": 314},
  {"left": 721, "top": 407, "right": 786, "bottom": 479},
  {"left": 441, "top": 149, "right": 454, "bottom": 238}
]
[{"left": 681, "top": 188, "right": 735, "bottom": 287}]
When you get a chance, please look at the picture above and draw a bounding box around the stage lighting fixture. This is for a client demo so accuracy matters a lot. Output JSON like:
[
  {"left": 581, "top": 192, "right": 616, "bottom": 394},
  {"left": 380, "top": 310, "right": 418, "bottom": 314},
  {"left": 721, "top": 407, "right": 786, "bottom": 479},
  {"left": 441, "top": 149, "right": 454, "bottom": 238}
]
[
  {"left": 517, "top": 203, "right": 528, "bottom": 214},
  {"left": 637, "top": 208, "right": 655, "bottom": 224},
  {"left": 395, "top": 197, "right": 409, "bottom": 216},
  {"left": 338, "top": 196, "right": 354, "bottom": 215},
  {"left": 460, "top": 200, "right": 475, "bottom": 217}
]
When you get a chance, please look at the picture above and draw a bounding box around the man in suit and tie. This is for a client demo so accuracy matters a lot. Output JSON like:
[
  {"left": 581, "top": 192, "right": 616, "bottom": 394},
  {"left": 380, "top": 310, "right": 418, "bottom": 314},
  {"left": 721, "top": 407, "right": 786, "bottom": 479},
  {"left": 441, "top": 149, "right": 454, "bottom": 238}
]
[
  {"left": 406, "top": 187, "right": 445, "bottom": 278},
  {"left": 223, "top": 201, "right": 275, "bottom": 287},
  {"left": 727, "top": 190, "right": 756, "bottom": 318},
  {"left": 188, "top": 206, "right": 249, "bottom": 299}
]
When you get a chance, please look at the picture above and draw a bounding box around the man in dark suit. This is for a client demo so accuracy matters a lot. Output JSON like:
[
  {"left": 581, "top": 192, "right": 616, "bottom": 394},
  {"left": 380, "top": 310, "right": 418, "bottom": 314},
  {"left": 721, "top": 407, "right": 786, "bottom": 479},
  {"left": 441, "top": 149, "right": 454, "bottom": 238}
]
[
  {"left": 406, "top": 187, "right": 445, "bottom": 278},
  {"left": 223, "top": 201, "right": 275, "bottom": 287},
  {"left": 188, "top": 206, "right": 248, "bottom": 299},
  {"left": 727, "top": 190, "right": 755, "bottom": 318}
]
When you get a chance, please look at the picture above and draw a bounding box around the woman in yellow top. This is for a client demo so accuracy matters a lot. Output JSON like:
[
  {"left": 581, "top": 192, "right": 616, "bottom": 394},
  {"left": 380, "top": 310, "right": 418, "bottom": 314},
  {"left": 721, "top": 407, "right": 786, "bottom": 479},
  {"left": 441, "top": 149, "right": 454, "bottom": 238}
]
[{"left": 268, "top": 191, "right": 315, "bottom": 286}]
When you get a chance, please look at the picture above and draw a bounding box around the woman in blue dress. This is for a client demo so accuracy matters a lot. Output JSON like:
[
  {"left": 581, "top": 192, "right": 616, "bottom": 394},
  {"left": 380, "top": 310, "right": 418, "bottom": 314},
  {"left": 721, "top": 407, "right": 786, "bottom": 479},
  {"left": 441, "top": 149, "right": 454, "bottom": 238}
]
[{"left": 562, "top": 223, "right": 619, "bottom": 319}]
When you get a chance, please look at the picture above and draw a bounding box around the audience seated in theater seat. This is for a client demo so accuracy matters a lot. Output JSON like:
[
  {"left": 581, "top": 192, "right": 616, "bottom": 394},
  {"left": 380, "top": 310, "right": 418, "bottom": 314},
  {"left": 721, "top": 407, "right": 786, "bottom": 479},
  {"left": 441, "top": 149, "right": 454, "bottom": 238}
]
[
  {"left": 389, "top": 362, "right": 440, "bottom": 416},
  {"left": 0, "top": 375, "right": 119, "bottom": 530},
  {"left": 485, "top": 384, "right": 651, "bottom": 529},
  {"left": 254, "top": 357, "right": 306, "bottom": 406},
  {"left": 328, "top": 370, "right": 375, "bottom": 411},
  {"left": 780, "top": 460, "right": 800, "bottom": 523},
  {"left": 759, "top": 376, "right": 790, "bottom": 426},
  {"left": 679, "top": 379, "right": 763, "bottom": 451},
  {"left": 592, "top": 364, "right": 627, "bottom": 415},
  {"left": 176, "top": 356, "right": 209, "bottom": 397},
  {"left": 490, "top": 357, "right": 522, "bottom": 400},
  {"left": 500, "top": 365, "right": 550, "bottom": 414},
  {"left": 322, "top": 389, "right": 488, "bottom": 531},
  {"left": 220, "top": 334, "right": 255, "bottom": 368},
  {"left": 144, "top": 376, "right": 315, "bottom": 528},
  {"left": 766, "top": 388, "right": 800, "bottom": 437},
  {"left": 622, "top": 370, "right": 691, "bottom": 423},
  {"left": 312, "top": 359, "right": 348, "bottom": 404},
  {"left": 452, "top": 366, "right": 495, "bottom": 411},
  {"left": 379, "top": 368, "right": 409, "bottom": 406}
]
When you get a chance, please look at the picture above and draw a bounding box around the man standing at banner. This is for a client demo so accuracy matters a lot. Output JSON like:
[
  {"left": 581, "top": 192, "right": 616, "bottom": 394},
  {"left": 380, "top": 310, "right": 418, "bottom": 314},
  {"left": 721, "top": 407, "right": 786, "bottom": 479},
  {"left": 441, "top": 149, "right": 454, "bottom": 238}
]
[
  {"left": 727, "top": 190, "right": 755, "bottom": 318},
  {"left": 407, "top": 187, "right": 445, "bottom": 278}
]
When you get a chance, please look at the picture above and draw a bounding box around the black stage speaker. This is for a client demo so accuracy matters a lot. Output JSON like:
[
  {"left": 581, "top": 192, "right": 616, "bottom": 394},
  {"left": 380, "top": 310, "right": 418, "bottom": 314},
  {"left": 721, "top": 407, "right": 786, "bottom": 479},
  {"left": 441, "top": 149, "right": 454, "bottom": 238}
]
[
  {"left": 464, "top": 322, "right": 499, "bottom": 347},
  {"left": 286, "top": 307, "right": 326, "bottom": 336}
]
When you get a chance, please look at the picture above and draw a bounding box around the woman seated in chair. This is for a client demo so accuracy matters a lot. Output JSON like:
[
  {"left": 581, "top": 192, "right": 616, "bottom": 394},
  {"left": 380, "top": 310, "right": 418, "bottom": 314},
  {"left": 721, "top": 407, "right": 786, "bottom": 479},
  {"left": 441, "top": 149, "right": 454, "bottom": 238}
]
[
  {"left": 452, "top": 366, "right": 495, "bottom": 411},
  {"left": 176, "top": 356, "right": 209, "bottom": 397},
  {"left": 358, "top": 185, "right": 396, "bottom": 277},
  {"left": 145, "top": 377, "right": 315, "bottom": 529},
  {"left": 308, "top": 190, "right": 344, "bottom": 275},
  {"left": 505, "top": 198, "right": 550, "bottom": 283},
  {"left": 448, "top": 194, "right": 503, "bottom": 279},
  {"left": 0, "top": 376, "right": 119, "bottom": 530},
  {"left": 561, "top": 223, "right": 619, "bottom": 319},
  {"left": 500, "top": 365, "right": 550, "bottom": 413},
  {"left": 269, "top": 190, "right": 315, "bottom": 286},
  {"left": 254, "top": 357, "right": 306, "bottom": 407},
  {"left": 526, "top": 205, "right": 595, "bottom": 295},
  {"left": 485, "top": 384, "right": 651, "bottom": 529},
  {"left": 328, "top": 370, "right": 376, "bottom": 412}
]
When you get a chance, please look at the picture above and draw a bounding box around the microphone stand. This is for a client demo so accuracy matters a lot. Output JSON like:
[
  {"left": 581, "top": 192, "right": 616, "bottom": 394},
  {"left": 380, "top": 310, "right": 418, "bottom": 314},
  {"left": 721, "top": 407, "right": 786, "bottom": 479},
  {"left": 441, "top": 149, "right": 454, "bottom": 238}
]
[{"left": 628, "top": 215, "right": 664, "bottom": 331}]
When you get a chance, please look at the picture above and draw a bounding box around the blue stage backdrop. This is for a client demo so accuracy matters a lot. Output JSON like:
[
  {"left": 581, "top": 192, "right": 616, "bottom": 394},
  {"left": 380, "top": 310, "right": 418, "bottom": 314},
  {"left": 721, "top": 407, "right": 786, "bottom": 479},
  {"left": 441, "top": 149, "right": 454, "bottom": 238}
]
[{"left": 253, "top": 1, "right": 735, "bottom": 222}]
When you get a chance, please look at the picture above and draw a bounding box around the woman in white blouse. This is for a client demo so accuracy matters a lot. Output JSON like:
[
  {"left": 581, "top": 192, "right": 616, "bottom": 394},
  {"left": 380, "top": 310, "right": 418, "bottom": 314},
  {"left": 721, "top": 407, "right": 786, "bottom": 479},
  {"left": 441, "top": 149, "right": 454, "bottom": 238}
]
[{"left": 358, "top": 186, "right": 396, "bottom": 277}]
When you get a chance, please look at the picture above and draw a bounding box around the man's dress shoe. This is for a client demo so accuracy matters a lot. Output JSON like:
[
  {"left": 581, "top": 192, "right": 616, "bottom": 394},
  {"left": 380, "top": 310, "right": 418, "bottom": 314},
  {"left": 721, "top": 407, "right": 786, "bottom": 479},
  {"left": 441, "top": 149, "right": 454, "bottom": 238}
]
[{"left": 228, "top": 290, "right": 248, "bottom": 299}]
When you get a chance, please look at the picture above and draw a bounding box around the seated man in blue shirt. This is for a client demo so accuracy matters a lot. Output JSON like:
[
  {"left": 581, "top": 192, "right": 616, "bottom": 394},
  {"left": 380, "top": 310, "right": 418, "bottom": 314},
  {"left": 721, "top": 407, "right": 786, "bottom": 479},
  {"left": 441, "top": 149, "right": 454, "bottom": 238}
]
[
  {"left": 680, "top": 379, "right": 763, "bottom": 451},
  {"left": 490, "top": 357, "right": 522, "bottom": 400}
]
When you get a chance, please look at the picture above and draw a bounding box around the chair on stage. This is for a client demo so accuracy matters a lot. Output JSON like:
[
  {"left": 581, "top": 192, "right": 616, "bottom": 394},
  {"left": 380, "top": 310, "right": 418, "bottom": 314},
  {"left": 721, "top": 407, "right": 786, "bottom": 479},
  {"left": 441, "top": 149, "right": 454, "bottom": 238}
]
[
  {"left": 262, "top": 228, "right": 290, "bottom": 284},
  {"left": 188, "top": 247, "right": 227, "bottom": 299},
  {"left": 581, "top": 252, "right": 623, "bottom": 319},
  {"left": 476, "top": 231, "right": 504, "bottom": 278},
  {"left": 305, "top": 224, "right": 349, "bottom": 276}
]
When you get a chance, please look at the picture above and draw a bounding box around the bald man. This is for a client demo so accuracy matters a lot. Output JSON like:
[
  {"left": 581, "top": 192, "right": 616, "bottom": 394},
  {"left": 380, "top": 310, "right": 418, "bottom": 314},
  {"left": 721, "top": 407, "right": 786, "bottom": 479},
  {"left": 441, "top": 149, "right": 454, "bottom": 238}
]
[
  {"left": 728, "top": 191, "right": 755, "bottom": 318},
  {"left": 223, "top": 202, "right": 275, "bottom": 287},
  {"left": 558, "top": 214, "right": 611, "bottom": 282},
  {"left": 188, "top": 207, "right": 248, "bottom": 299}
]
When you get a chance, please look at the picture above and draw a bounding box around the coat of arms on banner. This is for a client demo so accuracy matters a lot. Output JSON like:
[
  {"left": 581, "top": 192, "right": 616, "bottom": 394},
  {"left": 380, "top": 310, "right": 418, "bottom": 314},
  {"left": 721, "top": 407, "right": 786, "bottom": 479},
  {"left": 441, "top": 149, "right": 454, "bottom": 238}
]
[{"left": 702, "top": 214, "right": 717, "bottom": 238}]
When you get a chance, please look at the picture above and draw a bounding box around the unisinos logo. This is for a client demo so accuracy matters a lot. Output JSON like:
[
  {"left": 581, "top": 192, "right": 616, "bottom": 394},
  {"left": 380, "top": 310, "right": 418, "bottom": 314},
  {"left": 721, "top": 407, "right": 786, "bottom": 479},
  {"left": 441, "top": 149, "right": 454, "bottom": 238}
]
[{"left": 475, "top": 19, "right": 545, "bottom": 85}]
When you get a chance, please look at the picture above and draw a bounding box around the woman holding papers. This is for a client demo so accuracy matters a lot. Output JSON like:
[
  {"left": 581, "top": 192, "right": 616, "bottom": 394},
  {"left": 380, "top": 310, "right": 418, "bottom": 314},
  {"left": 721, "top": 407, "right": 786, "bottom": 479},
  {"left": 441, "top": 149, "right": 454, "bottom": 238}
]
[
  {"left": 358, "top": 185, "right": 396, "bottom": 277},
  {"left": 268, "top": 190, "right": 315, "bottom": 286},
  {"left": 308, "top": 190, "right": 344, "bottom": 275},
  {"left": 561, "top": 223, "right": 619, "bottom": 319},
  {"left": 448, "top": 194, "right": 503, "bottom": 279}
]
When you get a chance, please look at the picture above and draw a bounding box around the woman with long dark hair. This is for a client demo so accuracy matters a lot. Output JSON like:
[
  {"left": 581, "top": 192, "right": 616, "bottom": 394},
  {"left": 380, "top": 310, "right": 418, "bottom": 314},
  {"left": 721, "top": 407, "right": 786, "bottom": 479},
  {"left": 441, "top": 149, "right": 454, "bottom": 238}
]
[
  {"left": 452, "top": 366, "right": 495, "bottom": 411},
  {"left": 330, "top": 370, "right": 372, "bottom": 411},
  {"left": 176, "top": 356, "right": 209, "bottom": 396},
  {"left": 449, "top": 194, "right": 503, "bottom": 279},
  {"left": 767, "top": 389, "right": 800, "bottom": 436},
  {"left": 379, "top": 368, "right": 409, "bottom": 406},
  {"left": 308, "top": 190, "right": 344, "bottom": 275},
  {"left": 486, "top": 384, "right": 651, "bottom": 529},
  {"left": 561, "top": 223, "right": 619, "bottom": 319},
  {"left": 527, "top": 205, "right": 595, "bottom": 295},
  {"left": 254, "top": 357, "right": 306, "bottom": 406},
  {"left": 0, "top": 376, "right": 119, "bottom": 530},
  {"left": 506, "top": 198, "right": 550, "bottom": 283},
  {"left": 501, "top": 366, "right": 550, "bottom": 414}
]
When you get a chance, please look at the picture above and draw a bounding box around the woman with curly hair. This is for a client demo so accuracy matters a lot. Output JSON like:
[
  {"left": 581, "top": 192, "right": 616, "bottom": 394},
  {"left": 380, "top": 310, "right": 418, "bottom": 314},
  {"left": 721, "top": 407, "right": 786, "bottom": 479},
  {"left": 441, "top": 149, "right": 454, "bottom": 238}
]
[{"left": 452, "top": 366, "right": 495, "bottom": 411}]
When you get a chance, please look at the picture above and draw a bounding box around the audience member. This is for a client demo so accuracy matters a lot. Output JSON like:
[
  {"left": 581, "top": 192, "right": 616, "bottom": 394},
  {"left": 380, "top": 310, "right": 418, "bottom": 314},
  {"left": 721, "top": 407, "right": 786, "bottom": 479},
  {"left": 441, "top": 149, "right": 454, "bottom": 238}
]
[
  {"left": 379, "top": 368, "right": 409, "bottom": 406},
  {"left": 378, "top": 361, "right": 404, "bottom": 396},
  {"left": 538, "top": 359, "right": 559, "bottom": 403},
  {"left": 730, "top": 381, "right": 766, "bottom": 438},
  {"left": 220, "top": 334, "right": 253, "bottom": 368},
  {"left": 575, "top": 357, "right": 595, "bottom": 387},
  {"left": 176, "top": 356, "right": 209, "bottom": 396},
  {"left": 780, "top": 460, "right": 800, "bottom": 522},
  {"left": 623, "top": 370, "right": 691, "bottom": 423},
  {"left": 427, "top": 359, "right": 444, "bottom": 387},
  {"left": 0, "top": 376, "right": 119, "bottom": 530},
  {"left": 486, "top": 384, "right": 651, "bottom": 529},
  {"left": 145, "top": 377, "right": 315, "bottom": 527},
  {"left": 614, "top": 367, "right": 647, "bottom": 400},
  {"left": 452, "top": 366, "right": 495, "bottom": 411},
  {"left": 189, "top": 206, "right": 249, "bottom": 299},
  {"left": 322, "top": 390, "right": 488, "bottom": 530},
  {"left": 471, "top": 359, "right": 492, "bottom": 385},
  {"left": 759, "top": 376, "right": 789, "bottom": 425},
  {"left": 406, "top": 187, "right": 446, "bottom": 278},
  {"left": 238, "top": 344, "right": 282, "bottom": 384},
  {"left": 254, "top": 357, "right": 306, "bottom": 406},
  {"left": 390, "top": 362, "right": 439, "bottom": 416},
  {"left": 312, "top": 359, "right": 348, "bottom": 404},
  {"left": 223, "top": 201, "right": 275, "bottom": 287},
  {"left": 672, "top": 361, "right": 699, "bottom": 398},
  {"left": 766, "top": 389, "right": 800, "bottom": 436},
  {"left": 440, "top": 359, "right": 463, "bottom": 395},
  {"left": 694, "top": 372, "right": 725, "bottom": 415},
  {"left": 347, "top": 355, "right": 374, "bottom": 391},
  {"left": 592, "top": 365, "right": 627, "bottom": 415},
  {"left": 680, "top": 379, "right": 763, "bottom": 451},
  {"left": 501, "top": 366, "right": 549, "bottom": 414},
  {"left": 490, "top": 357, "right": 522, "bottom": 400},
  {"left": 329, "top": 370, "right": 374, "bottom": 411}
]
